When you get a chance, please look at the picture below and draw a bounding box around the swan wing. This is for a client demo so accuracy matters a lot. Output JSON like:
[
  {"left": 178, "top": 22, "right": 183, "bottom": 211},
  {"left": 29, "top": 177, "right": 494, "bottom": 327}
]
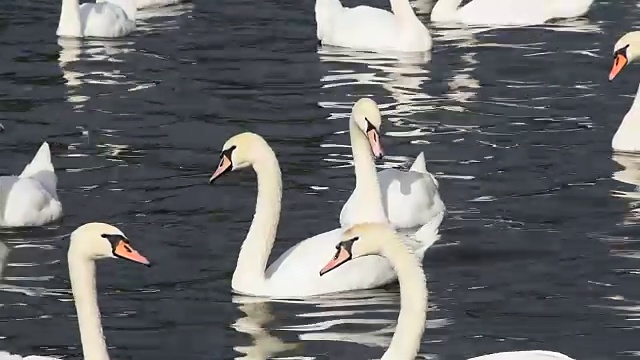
[
  {"left": 456, "top": 0, "right": 551, "bottom": 25},
  {"left": 79, "top": 3, "right": 135, "bottom": 38},
  {"left": 467, "top": 350, "right": 575, "bottom": 360},
  {"left": 377, "top": 166, "right": 445, "bottom": 230},
  {"left": 318, "top": 5, "right": 406, "bottom": 51},
  {"left": 264, "top": 228, "right": 397, "bottom": 297},
  {"left": 0, "top": 176, "right": 62, "bottom": 227}
]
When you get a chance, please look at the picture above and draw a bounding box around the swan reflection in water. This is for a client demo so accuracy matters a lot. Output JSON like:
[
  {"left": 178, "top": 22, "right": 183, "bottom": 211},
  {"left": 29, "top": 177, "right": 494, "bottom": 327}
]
[
  {"left": 611, "top": 153, "right": 640, "bottom": 225},
  {"left": 0, "top": 241, "right": 8, "bottom": 279},
  {"left": 58, "top": 37, "right": 138, "bottom": 110},
  {"left": 232, "top": 288, "right": 449, "bottom": 359}
]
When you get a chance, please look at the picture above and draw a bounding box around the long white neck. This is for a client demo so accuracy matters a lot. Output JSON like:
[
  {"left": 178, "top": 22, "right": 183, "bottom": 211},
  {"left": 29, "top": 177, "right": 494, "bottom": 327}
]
[
  {"left": 232, "top": 149, "right": 282, "bottom": 294},
  {"left": 68, "top": 247, "right": 110, "bottom": 360},
  {"left": 390, "top": 0, "right": 420, "bottom": 22},
  {"left": 57, "top": 0, "right": 82, "bottom": 37},
  {"left": 348, "top": 117, "right": 387, "bottom": 225},
  {"left": 380, "top": 235, "right": 428, "bottom": 360},
  {"left": 431, "top": 0, "right": 463, "bottom": 22},
  {"left": 613, "top": 83, "right": 640, "bottom": 153}
]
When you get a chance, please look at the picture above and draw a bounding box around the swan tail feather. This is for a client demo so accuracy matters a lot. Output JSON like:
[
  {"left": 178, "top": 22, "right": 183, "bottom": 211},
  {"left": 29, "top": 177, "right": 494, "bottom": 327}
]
[
  {"left": 414, "top": 211, "right": 444, "bottom": 254},
  {"left": 409, "top": 152, "right": 428, "bottom": 174},
  {"left": 19, "top": 142, "right": 54, "bottom": 179}
]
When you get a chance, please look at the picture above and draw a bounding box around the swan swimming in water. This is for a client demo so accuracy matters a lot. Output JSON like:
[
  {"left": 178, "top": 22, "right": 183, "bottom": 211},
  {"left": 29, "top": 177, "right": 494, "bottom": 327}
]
[{"left": 0, "top": 222, "right": 150, "bottom": 360}]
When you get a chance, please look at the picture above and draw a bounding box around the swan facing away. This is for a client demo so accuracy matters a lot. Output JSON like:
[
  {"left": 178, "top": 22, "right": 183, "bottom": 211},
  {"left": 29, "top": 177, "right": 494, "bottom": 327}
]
[
  {"left": 57, "top": 0, "right": 136, "bottom": 38},
  {"left": 0, "top": 142, "right": 62, "bottom": 228},
  {"left": 208, "top": 131, "right": 441, "bottom": 297},
  {"left": 339, "top": 99, "right": 445, "bottom": 230},
  {"left": 0, "top": 223, "right": 150, "bottom": 360},
  {"left": 320, "top": 223, "right": 575, "bottom": 360},
  {"left": 430, "top": 0, "right": 593, "bottom": 26},
  {"left": 315, "top": 0, "right": 431, "bottom": 52},
  {"left": 609, "top": 31, "right": 640, "bottom": 153}
]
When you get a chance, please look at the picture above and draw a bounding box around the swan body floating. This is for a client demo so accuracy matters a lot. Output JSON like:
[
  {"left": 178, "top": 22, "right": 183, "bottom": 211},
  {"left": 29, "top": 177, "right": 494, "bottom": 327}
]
[
  {"left": 609, "top": 31, "right": 640, "bottom": 153},
  {"left": 98, "top": 0, "right": 183, "bottom": 10},
  {"left": 320, "top": 223, "right": 575, "bottom": 360},
  {"left": 57, "top": 0, "right": 136, "bottom": 38},
  {"left": 0, "top": 223, "right": 150, "bottom": 360},
  {"left": 431, "top": 0, "right": 593, "bottom": 26},
  {"left": 208, "top": 129, "right": 441, "bottom": 297},
  {"left": 340, "top": 100, "right": 445, "bottom": 230},
  {"left": 0, "top": 142, "right": 62, "bottom": 228},
  {"left": 315, "top": 0, "right": 431, "bottom": 52}
]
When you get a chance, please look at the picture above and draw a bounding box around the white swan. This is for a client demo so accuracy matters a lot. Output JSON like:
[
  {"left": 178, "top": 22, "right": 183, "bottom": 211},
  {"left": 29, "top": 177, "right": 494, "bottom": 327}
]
[
  {"left": 319, "top": 223, "right": 575, "bottom": 360},
  {"left": 208, "top": 132, "right": 441, "bottom": 297},
  {"left": 315, "top": 0, "right": 431, "bottom": 52},
  {"left": 57, "top": 0, "right": 136, "bottom": 38},
  {"left": 0, "top": 222, "right": 150, "bottom": 360},
  {"left": 340, "top": 99, "right": 445, "bottom": 230},
  {"left": 0, "top": 142, "right": 62, "bottom": 228},
  {"left": 98, "top": 0, "right": 183, "bottom": 10},
  {"left": 608, "top": 31, "right": 640, "bottom": 153},
  {"left": 431, "top": 0, "right": 593, "bottom": 26}
]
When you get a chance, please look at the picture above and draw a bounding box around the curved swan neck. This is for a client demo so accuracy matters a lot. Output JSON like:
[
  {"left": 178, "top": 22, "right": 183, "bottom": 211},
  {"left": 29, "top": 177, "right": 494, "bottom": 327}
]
[
  {"left": 68, "top": 245, "right": 110, "bottom": 360},
  {"left": 232, "top": 148, "right": 282, "bottom": 293},
  {"left": 57, "top": 0, "right": 82, "bottom": 37},
  {"left": 380, "top": 236, "right": 428, "bottom": 360},
  {"left": 349, "top": 117, "right": 387, "bottom": 224},
  {"left": 431, "top": 0, "right": 463, "bottom": 22}
]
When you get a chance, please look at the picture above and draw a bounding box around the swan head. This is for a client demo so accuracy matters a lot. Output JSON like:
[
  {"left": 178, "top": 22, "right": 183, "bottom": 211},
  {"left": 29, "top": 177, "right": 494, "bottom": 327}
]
[
  {"left": 320, "top": 223, "right": 395, "bottom": 275},
  {"left": 352, "top": 98, "right": 384, "bottom": 160},
  {"left": 69, "top": 223, "right": 151, "bottom": 266},
  {"left": 209, "top": 132, "right": 271, "bottom": 183},
  {"left": 610, "top": 32, "right": 640, "bottom": 81}
]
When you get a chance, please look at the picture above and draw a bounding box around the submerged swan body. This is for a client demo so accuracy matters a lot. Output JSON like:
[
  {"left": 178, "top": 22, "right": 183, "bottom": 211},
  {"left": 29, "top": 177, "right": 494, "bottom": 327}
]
[
  {"left": 0, "top": 142, "right": 62, "bottom": 228},
  {"left": 58, "top": 0, "right": 136, "bottom": 38},
  {"left": 315, "top": 0, "right": 431, "bottom": 52},
  {"left": 208, "top": 131, "right": 441, "bottom": 297},
  {"left": 320, "top": 223, "right": 576, "bottom": 360},
  {"left": 431, "top": 0, "right": 593, "bottom": 26},
  {"left": 0, "top": 223, "right": 150, "bottom": 360},
  {"left": 340, "top": 100, "right": 445, "bottom": 230},
  {"left": 609, "top": 31, "right": 640, "bottom": 153}
]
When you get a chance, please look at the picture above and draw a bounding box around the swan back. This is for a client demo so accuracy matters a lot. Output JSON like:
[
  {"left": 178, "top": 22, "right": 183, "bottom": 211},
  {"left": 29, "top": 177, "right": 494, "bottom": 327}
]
[{"left": 18, "top": 142, "right": 57, "bottom": 197}]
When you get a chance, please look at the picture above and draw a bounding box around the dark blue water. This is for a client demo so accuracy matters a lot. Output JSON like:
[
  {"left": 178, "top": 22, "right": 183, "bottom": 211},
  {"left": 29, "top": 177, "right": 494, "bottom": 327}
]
[{"left": 0, "top": 0, "right": 639, "bottom": 359}]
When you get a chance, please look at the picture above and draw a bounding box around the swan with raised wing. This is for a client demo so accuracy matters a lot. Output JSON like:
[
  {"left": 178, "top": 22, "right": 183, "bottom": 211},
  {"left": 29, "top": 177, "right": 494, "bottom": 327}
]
[
  {"left": 0, "top": 142, "right": 62, "bottom": 228},
  {"left": 430, "top": 0, "right": 593, "bottom": 26},
  {"left": 315, "top": 0, "right": 431, "bottom": 52},
  {"left": 340, "top": 99, "right": 445, "bottom": 230},
  {"left": 320, "top": 222, "right": 576, "bottom": 360},
  {"left": 0, "top": 222, "right": 150, "bottom": 360},
  {"left": 57, "top": 0, "right": 136, "bottom": 38},
  {"left": 208, "top": 130, "right": 441, "bottom": 297},
  {"left": 608, "top": 31, "right": 640, "bottom": 153}
]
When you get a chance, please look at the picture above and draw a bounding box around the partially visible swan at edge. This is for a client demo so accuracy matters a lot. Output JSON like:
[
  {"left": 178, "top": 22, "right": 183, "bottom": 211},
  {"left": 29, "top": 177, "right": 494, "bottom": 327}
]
[
  {"left": 208, "top": 132, "right": 442, "bottom": 297},
  {"left": 0, "top": 142, "right": 62, "bottom": 228},
  {"left": 608, "top": 31, "right": 640, "bottom": 153},
  {"left": 319, "top": 222, "right": 576, "bottom": 360},
  {"left": 430, "top": 0, "right": 593, "bottom": 26},
  {"left": 57, "top": 0, "right": 136, "bottom": 38},
  {"left": 340, "top": 98, "right": 445, "bottom": 230},
  {"left": 99, "top": 0, "right": 185, "bottom": 10},
  {"left": 315, "top": 0, "right": 431, "bottom": 52},
  {"left": 0, "top": 222, "right": 150, "bottom": 360}
]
